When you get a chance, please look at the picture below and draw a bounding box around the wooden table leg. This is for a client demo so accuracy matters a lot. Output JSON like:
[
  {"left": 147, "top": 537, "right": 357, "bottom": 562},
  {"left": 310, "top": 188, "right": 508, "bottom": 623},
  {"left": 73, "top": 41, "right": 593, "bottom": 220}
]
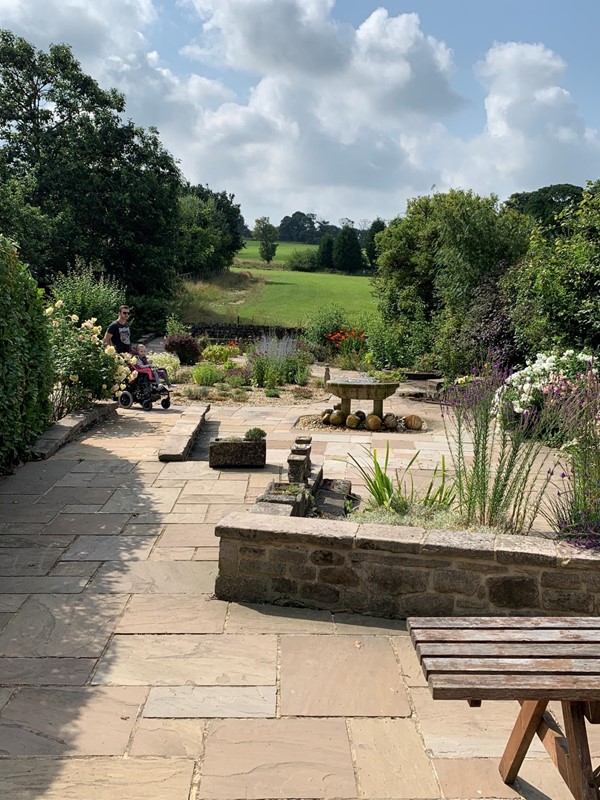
[
  {"left": 561, "top": 701, "right": 598, "bottom": 800},
  {"left": 499, "top": 700, "right": 548, "bottom": 784}
]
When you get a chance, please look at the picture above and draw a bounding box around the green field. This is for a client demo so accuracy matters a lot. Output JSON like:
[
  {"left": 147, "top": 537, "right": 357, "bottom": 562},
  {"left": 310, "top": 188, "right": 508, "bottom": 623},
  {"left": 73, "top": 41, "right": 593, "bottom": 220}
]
[
  {"left": 180, "top": 266, "right": 376, "bottom": 327},
  {"left": 235, "top": 239, "right": 317, "bottom": 266}
]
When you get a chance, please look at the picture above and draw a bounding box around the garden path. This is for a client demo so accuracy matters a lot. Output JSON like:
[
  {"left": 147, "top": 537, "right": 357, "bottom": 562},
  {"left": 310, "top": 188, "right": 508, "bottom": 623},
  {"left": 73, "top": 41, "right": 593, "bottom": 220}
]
[{"left": 0, "top": 400, "right": 581, "bottom": 799}]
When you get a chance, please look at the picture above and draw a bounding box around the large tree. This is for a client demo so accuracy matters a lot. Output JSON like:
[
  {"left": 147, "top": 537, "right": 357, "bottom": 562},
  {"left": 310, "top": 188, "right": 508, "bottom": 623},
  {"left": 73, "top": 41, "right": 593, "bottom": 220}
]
[
  {"left": 278, "top": 211, "right": 318, "bottom": 243},
  {"left": 253, "top": 216, "right": 278, "bottom": 264},
  {"left": 505, "top": 183, "right": 584, "bottom": 234},
  {"left": 364, "top": 217, "right": 386, "bottom": 269},
  {"left": 332, "top": 225, "right": 363, "bottom": 274},
  {"left": 0, "top": 30, "right": 182, "bottom": 295}
]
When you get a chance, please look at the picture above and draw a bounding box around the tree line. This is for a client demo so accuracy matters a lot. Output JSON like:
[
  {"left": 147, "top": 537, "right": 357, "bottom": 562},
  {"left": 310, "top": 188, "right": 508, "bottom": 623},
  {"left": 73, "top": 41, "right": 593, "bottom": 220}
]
[{"left": 0, "top": 31, "right": 245, "bottom": 329}]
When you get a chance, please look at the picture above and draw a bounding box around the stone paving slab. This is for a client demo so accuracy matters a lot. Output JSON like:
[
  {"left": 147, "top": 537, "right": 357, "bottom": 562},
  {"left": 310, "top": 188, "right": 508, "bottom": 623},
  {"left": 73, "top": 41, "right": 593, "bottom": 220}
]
[
  {"left": 0, "top": 758, "right": 195, "bottom": 800},
  {"left": 144, "top": 685, "right": 276, "bottom": 718},
  {"left": 92, "top": 633, "right": 277, "bottom": 685},
  {"left": 61, "top": 534, "right": 157, "bottom": 561},
  {"left": 0, "top": 547, "right": 63, "bottom": 575},
  {"left": 200, "top": 718, "right": 357, "bottom": 799},
  {"left": 116, "top": 595, "right": 227, "bottom": 634},
  {"left": 0, "top": 594, "right": 128, "bottom": 657},
  {"left": 0, "top": 577, "right": 87, "bottom": 593},
  {"left": 280, "top": 635, "right": 410, "bottom": 717},
  {"left": 100, "top": 487, "right": 181, "bottom": 514},
  {"left": 42, "top": 513, "right": 130, "bottom": 536},
  {"left": 129, "top": 719, "right": 206, "bottom": 756},
  {"left": 0, "top": 657, "right": 96, "bottom": 685},
  {"left": 89, "top": 561, "right": 216, "bottom": 593},
  {"left": 0, "top": 687, "right": 145, "bottom": 755},
  {"left": 225, "top": 603, "right": 334, "bottom": 634}
]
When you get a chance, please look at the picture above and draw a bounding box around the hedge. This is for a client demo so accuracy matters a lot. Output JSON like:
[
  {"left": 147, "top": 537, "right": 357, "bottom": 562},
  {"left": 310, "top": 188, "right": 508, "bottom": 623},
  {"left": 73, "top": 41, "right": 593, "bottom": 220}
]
[{"left": 0, "top": 236, "right": 53, "bottom": 472}]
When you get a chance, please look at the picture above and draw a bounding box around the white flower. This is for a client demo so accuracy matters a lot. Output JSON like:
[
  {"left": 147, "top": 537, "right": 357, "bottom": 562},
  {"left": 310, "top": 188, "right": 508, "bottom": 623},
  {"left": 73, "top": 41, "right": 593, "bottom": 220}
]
[
  {"left": 54, "top": 299, "right": 63, "bottom": 309},
  {"left": 70, "top": 314, "right": 79, "bottom": 322},
  {"left": 45, "top": 307, "right": 53, "bottom": 316},
  {"left": 105, "top": 345, "right": 116, "bottom": 356}
]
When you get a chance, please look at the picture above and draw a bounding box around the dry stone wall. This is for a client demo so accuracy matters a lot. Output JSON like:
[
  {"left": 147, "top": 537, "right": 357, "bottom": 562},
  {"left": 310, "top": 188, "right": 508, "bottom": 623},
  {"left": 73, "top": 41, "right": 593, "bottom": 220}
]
[{"left": 215, "top": 512, "right": 600, "bottom": 617}]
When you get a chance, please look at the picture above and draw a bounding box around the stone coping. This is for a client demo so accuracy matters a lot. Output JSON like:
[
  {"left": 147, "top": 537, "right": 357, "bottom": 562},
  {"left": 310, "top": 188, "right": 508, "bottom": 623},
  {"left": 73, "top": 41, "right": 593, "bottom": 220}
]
[
  {"left": 31, "top": 400, "right": 118, "bottom": 460},
  {"left": 215, "top": 512, "right": 600, "bottom": 570},
  {"left": 158, "top": 404, "right": 210, "bottom": 462}
]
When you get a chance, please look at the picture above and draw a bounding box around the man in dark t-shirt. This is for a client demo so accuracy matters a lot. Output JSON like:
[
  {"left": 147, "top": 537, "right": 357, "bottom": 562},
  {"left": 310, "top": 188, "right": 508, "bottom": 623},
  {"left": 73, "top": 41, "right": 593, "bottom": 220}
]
[{"left": 103, "top": 306, "right": 132, "bottom": 354}]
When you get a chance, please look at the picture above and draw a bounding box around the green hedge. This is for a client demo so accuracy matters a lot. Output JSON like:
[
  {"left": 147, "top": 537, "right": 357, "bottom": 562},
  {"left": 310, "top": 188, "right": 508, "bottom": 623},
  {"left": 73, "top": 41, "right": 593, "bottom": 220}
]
[{"left": 0, "top": 236, "right": 53, "bottom": 472}]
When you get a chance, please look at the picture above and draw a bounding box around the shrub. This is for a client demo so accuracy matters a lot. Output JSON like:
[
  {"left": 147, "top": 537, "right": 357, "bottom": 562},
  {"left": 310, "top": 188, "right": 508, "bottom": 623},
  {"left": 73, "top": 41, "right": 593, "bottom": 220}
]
[
  {"left": 184, "top": 385, "right": 209, "bottom": 400},
  {"left": 202, "top": 343, "right": 240, "bottom": 363},
  {"left": 303, "top": 304, "right": 349, "bottom": 349},
  {"left": 51, "top": 262, "right": 125, "bottom": 332},
  {"left": 225, "top": 374, "right": 246, "bottom": 389},
  {"left": 249, "top": 333, "right": 311, "bottom": 387},
  {"left": 231, "top": 388, "right": 248, "bottom": 401},
  {"left": 191, "top": 363, "right": 223, "bottom": 386},
  {"left": 165, "top": 314, "right": 191, "bottom": 337},
  {"left": 292, "top": 386, "right": 313, "bottom": 399},
  {"left": 287, "top": 249, "right": 319, "bottom": 272},
  {"left": 264, "top": 388, "right": 279, "bottom": 397},
  {"left": 50, "top": 308, "right": 130, "bottom": 420},
  {"left": 224, "top": 366, "right": 252, "bottom": 386},
  {"left": 244, "top": 427, "right": 266, "bottom": 440},
  {"left": 148, "top": 351, "right": 180, "bottom": 375},
  {"left": 165, "top": 335, "right": 202, "bottom": 365},
  {"left": 0, "top": 237, "right": 53, "bottom": 472},
  {"left": 125, "top": 292, "right": 170, "bottom": 339}
]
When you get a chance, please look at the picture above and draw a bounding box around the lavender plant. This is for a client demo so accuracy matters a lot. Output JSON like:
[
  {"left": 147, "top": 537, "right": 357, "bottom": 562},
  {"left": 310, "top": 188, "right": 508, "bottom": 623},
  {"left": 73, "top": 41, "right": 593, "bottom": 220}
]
[
  {"left": 542, "top": 367, "right": 600, "bottom": 545},
  {"left": 443, "top": 363, "right": 555, "bottom": 533}
]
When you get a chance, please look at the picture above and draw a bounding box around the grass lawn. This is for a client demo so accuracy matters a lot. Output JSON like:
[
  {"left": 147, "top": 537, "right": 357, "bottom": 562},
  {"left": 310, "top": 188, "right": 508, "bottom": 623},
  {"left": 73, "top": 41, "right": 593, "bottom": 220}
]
[
  {"left": 235, "top": 239, "right": 317, "bottom": 266},
  {"left": 179, "top": 266, "right": 376, "bottom": 327}
]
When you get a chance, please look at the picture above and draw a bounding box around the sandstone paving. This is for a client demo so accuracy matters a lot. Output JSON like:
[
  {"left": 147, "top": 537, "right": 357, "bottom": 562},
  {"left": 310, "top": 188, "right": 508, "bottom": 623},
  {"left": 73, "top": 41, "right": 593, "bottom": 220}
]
[
  {"left": 0, "top": 532, "right": 73, "bottom": 548},
  {"left": 0, "top": 688, "right": 13, "bottom": 710},
  {"left": 0, "top": 594, "right": 128, "bottom": 657},
  {"left": 144, "top": 685, "right": 276, "bottom": 717},
  {"left": 392, "top": 635, "right": 429, "bottom": 688},
  {"left": 0, "top": 576, "right": 87, "bottom": 593},
  {"left": 0, "top": 547, "right": 63, "bottom": 575},
  {"left": 0, "top": 522, "right": 46, "bottom": 535},
  {"left": 350, "top": 717, "right": 440, "bottom": 798},
  {"left": 89, "top": 560, "right": 216, "bottom": 593},
  {"left": 91, "top": 633, "right": 277, "bottom": 685},
  {"left": 37, "top": 486, "right": 116, "bottom": 506},
  {"left": 0, "top": 594, "right": 25, "bottom": 612},
  {"left": 192, "top": 547, "right": 220, "bottom": 560},
  {"left": 225, "top": 602, "right": 334, "bottom": 633},
  {"left": 0, "top": 459, "right": 74, "bottom": 495},
  {"left": 280, "top": 635, "right": 410, "bottom": 717},
  {"left": 0, "top": 657, "right": 96, "bottom": 685},
  {"left": 100, "top": 487, "right": 181, "bottom": 514},
  {"left": 50, "top": 560, "right": 102, "bottom": 577},
  {"left": 0, "top": 686, "right": 145, "bottom": 755},
  {"left": 199, "top": 718, "right": 357, "bottom": 799},
  {"left": 116, "top": 595, "right": 227, "bottom": 634},
  {"left": 42, "top": 512, "right": 130, "bottom": 536},
  {"left": 410, "top": 688, "right": 546, "bottom": 758},
  {"left": 0, "top": 613, "right": 11, "bottom": 632},
  {"left": 129, "top": 718, "right": 207, "bottom": 756},
  {"left": 158, "top": 523, "right": 218, "bottom": 547},
  {"left": 61, "top": 534, "right": 157, "bottom": 561},
  {"left": 333, "top": 612, "right": 408, "bottom": 635},
  {"left": 0, "top": 758, "right": 195, "bottom": 800},
  {"left": 148, "top": 546, "right": 195, "bottom": 559}
]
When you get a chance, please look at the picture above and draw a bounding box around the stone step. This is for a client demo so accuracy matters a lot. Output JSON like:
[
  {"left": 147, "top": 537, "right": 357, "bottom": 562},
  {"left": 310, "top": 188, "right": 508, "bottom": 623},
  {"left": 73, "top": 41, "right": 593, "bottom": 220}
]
[{"left": 158, "top": 404, "right": 210, "bottom": 462}]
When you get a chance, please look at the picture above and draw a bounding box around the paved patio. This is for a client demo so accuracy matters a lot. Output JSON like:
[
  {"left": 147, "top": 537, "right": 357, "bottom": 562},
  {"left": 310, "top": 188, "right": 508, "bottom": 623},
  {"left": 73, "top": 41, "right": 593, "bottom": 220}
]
[{"left": 0, "top": 396, "right": 595, "bottom": 799}]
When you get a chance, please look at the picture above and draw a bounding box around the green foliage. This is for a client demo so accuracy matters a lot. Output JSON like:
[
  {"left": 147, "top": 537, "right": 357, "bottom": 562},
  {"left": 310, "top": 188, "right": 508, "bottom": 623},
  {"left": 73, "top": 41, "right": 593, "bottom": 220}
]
[
  {"left": 253, "top": 216, "right": 278, "bottom": 264},
  {"left": 303, "top": 303, "right": 349, "bottom": 349},
  {"left": 317, "top": 234, "right": 334, "bottom": 272},
  {"left": 505, "top": 183, "right": 583, "bottom": 235},
  {"left": 244, "top": 427, "right": 266, "bottom": 440},
  {"left": 287, "top": 248, "right": 319, "bottom": 272},
  {"left": 147, "top": 351, "right": 180, "bottom": 375},
  {"left": 184, "top": 384, "right": 209, "bottom": 400},
  {"left": 364, "top": 218, "right": 386, "bottom": 269},
  {"left": 202, "top": 343, "right": 240, "bottom": 363},
  {"left": 278, "top": 211, "right": 319, "bottom": 243},
  {"left": 505, "top": 185, "right": 600, "bottom": 355},
  {"left": 48, "top": 303, "right": 128, "bottom": 420},
  {"left": 51, "top": 262, "right": 125, "bottom": 331},
  {"left": 363, "top": 295, "right": 431, "bottom": 369},
  {"left": 349, "top": 443, "right": 407, "bottom": 513},
  {"left": 333, "top": 225, "right": 364, "bottom": 274},
  {"left": 264, "top": 388, "right": 280, "bottom": 397},
  {"left": 191, "top": 362, "right": 223, "bottom": 386},
  {"left": 0, "top": 236, "right": 53, "bottom": 472},
  {"left": 224, "top": 374, "right": 246, "bottom": 388},
  {"left": 164, "top": 335, "right": 202, "bottom": 365},
  {"left": 165, "top": 315, "right": 191, "bottom": 337}
]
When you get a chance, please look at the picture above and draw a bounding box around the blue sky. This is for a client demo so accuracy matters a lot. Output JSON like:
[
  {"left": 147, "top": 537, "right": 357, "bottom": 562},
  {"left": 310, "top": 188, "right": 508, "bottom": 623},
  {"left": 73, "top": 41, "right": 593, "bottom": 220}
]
[{"left": 3, "top": 0, "right": 600, "bottom": 225}]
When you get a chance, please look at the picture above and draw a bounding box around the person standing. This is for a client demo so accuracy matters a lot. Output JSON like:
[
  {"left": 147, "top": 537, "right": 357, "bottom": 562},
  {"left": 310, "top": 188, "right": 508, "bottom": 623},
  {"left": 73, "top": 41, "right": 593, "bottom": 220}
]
[{"left": 103, "top": 306, "right": 133, "bottom": 354}]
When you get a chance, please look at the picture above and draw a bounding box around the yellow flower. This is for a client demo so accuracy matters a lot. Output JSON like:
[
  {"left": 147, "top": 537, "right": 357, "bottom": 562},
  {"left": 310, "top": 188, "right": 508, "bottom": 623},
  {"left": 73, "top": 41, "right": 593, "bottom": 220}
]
[
  {"left": 93, "top": 326, "right": 101, "bottom": 334},
  {"left": 54, "top": 299, "right": 63, "bottom": 309},
  {"left": 105, "top": 345, "right": 116, "bottom": 356},
  {"left": 90, "top": 317, "right": 97, "bottom": 324},
  {"left": 70, "top": 314, "right": 79, "bottom": 322},
  {"left": 102, "top": 384, "right": 107, "bottom": 390},
  {"left": 111, "top": 384, "right": 119, "bottom": 393},
  {"left": 45, "top": 307, "right": 53, "bottom": 316},
  {"left": 119, "top": 383, "right": 126, "bottom": 390},
  {"left": 115, "top": 390, "right": 122, "bottom": 397},
  {"left": 69, "top": 374, "right": 79, "bottom": 383}
]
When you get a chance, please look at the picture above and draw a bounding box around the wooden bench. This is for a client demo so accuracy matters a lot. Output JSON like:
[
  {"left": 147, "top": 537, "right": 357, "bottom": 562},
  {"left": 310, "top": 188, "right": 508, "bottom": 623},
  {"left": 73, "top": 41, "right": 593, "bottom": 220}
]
[{"left": 407, "top": 616, "right": 600, "bottom": 800}]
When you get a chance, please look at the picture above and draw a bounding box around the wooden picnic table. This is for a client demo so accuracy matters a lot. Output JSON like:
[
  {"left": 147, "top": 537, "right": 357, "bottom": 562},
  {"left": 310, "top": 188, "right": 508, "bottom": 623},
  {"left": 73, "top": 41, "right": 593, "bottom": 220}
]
[{"left": 407, "top": 616, "right": 600, "bottom": 800}]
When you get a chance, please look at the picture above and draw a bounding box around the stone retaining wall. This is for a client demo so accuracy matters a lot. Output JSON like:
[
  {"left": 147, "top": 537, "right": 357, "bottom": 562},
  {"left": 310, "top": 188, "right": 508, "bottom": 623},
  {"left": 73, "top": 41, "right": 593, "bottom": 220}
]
[{"left": 215, "top": 512, "right": 600, "bottom": 617}]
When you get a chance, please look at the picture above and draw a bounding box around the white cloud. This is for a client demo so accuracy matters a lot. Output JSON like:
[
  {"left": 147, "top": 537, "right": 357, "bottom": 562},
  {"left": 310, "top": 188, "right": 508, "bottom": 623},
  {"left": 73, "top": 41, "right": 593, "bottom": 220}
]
[{"left": 2, "top": 1, "right": 600, "bottom": 223}]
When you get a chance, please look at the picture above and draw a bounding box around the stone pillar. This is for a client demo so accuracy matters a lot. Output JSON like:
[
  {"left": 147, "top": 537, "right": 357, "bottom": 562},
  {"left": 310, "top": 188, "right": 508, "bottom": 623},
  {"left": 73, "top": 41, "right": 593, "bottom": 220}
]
[
  {"left": 373, "top": 398, "right": 383, "bottom": 418},
  {"left": 324, "top": 365, "right": 331, "bottom": 384},
  {"left": 288, "top": 454, "right": 310, "bottom": 483},
  {"left": 341, "top": 398, "right": 351, "bottom": 417}
]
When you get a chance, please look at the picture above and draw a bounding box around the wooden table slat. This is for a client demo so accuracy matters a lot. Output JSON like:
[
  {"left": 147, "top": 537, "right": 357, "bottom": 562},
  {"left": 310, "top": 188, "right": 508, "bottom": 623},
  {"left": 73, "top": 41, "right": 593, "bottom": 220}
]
[
  {"left": 430, "top": 673, "right": 600, "bottom": 701},
  {"left": 412, "top": 629, "right": 600, "bottom": 644},
  {"left": 408, "top": 617, "right": 600, "bottom": 630},
  {"left": 417, "top": 642, "right": 600, "bottom": 659},
  {"left": 422, "top": 657, "right": 600, "bottom": 676}
]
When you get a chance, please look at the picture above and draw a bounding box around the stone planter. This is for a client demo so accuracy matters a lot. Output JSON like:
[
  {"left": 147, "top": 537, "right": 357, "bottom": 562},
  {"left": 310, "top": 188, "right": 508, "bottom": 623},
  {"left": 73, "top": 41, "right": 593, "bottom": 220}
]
[
  {"left": 256, "top": 482, "right": 311, "bottom": 516},
  {"left": 209, "top": 438, "right": 266, "bottom": 468}
]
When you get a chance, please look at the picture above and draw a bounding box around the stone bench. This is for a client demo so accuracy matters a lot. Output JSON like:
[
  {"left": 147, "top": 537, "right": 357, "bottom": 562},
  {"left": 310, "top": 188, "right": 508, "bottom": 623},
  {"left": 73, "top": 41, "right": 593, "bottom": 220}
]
[
  {"left": 31, "top": 401, "right": 118, "bottom": 460},
  {"left": 158, "top": 404, "right": 210, "bottom": 462}
]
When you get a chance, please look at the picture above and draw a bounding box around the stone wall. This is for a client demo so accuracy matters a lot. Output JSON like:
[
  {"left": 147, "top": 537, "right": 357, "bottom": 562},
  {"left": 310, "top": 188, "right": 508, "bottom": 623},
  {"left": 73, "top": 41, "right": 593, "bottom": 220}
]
[
  {"left": 191, "top": 322, "right": 304, "bottom": 342},
  {"left": 215, "top": 512, "right": 600, "bottom": 617}
]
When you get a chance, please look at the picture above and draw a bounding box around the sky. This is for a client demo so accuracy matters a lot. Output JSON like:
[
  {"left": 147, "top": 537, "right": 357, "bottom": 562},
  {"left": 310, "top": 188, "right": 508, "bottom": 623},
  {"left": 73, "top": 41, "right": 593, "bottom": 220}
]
[{"left": 2, "top": 0, "right": 600, "bottom": 227}]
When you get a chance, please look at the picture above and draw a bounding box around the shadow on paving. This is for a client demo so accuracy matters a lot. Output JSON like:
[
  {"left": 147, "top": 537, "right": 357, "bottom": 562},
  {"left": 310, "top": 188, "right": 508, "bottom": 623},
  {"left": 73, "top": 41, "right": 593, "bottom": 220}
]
[{"left": 0, "top": 415, "right": 213, "bottom": 798}]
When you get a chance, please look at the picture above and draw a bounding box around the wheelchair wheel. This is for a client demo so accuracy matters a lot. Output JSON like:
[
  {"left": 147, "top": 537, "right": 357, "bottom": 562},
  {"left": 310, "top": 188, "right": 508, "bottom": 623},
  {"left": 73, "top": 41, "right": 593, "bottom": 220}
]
[
  {"left": 141, "top": 399, "right": 153, "bottom": 411},
  {"left": 118, "top": 391, "right": 134, "bottom": 409},
  {"left": 160, "top": 397, "right": 171, "bottom": 409}
]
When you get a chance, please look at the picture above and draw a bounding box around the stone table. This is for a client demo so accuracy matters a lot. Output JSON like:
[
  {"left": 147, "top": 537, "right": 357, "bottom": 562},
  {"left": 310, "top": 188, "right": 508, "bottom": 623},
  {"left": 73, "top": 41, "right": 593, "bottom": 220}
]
[{"left": 326, "top": 378, "right": 399, "bottom": 419}]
